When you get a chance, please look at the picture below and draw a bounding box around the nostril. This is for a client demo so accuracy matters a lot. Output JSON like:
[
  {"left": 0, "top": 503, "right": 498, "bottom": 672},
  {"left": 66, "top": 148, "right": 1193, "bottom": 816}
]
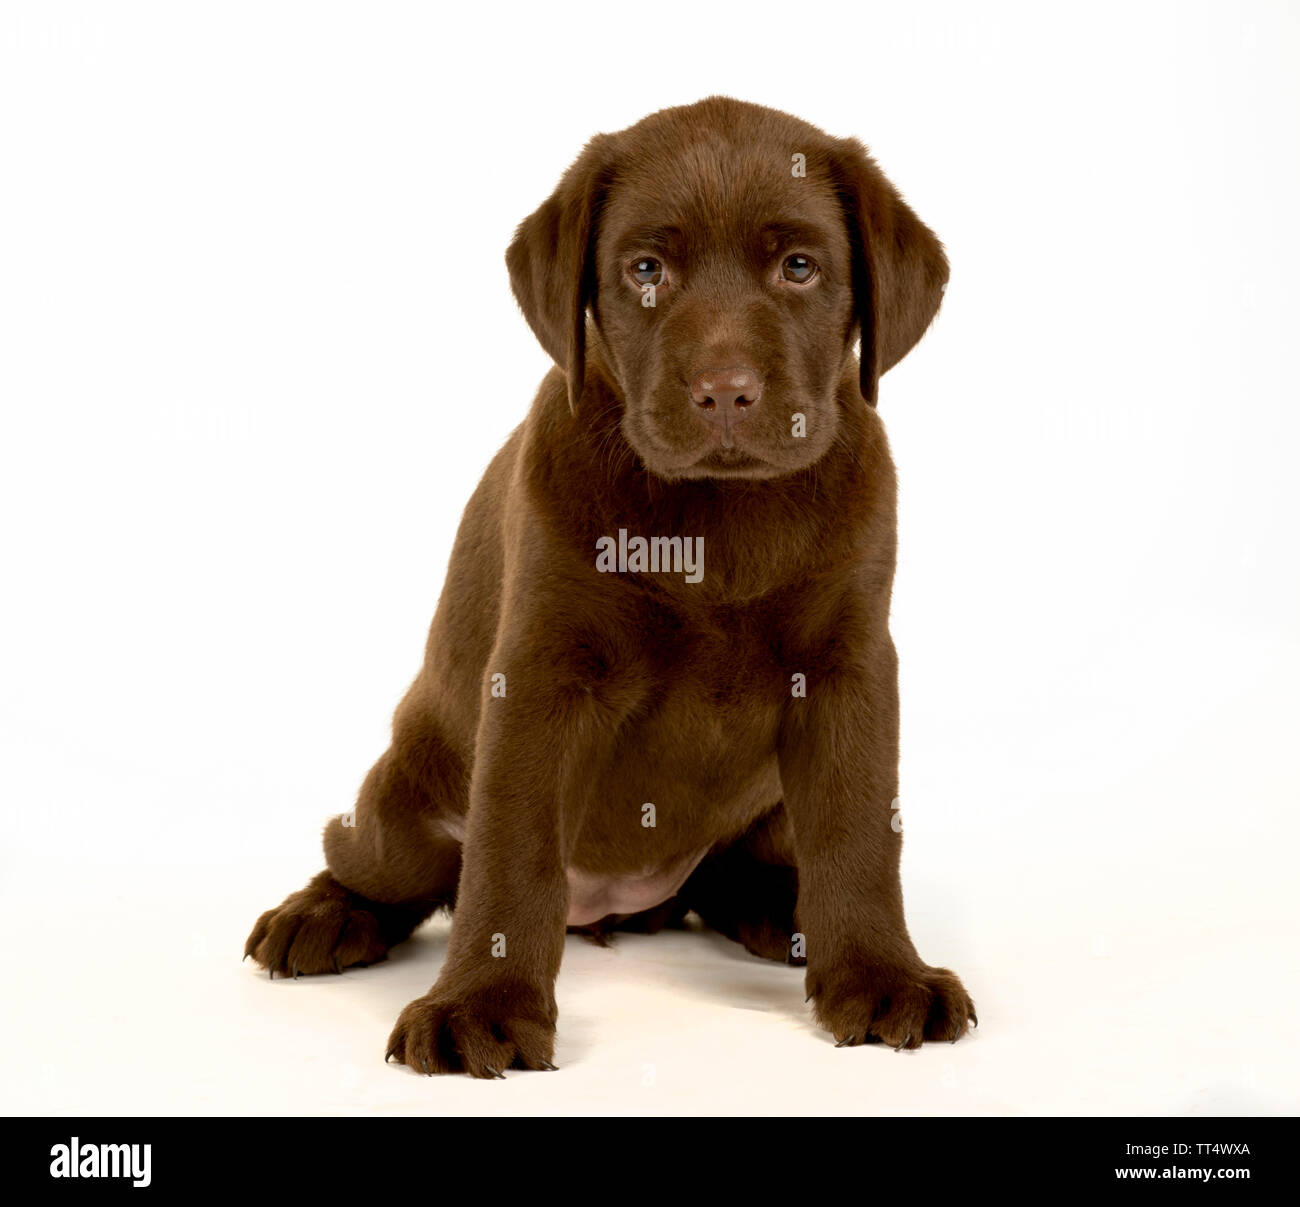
[{"left": 689, "top": 366, "right": 763, "bottom": 414}]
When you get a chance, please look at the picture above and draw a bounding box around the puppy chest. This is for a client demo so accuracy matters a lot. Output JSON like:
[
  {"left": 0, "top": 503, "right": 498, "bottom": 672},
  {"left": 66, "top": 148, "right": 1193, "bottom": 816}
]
[{"left": 572, "top": 675, "right": 785, "bottom": 841}]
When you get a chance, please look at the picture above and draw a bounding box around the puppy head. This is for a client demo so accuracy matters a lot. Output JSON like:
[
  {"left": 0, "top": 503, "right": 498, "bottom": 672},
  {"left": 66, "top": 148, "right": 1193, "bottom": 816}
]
[{"left": 506, "top": 97, "right": 948, "bottom": 482}]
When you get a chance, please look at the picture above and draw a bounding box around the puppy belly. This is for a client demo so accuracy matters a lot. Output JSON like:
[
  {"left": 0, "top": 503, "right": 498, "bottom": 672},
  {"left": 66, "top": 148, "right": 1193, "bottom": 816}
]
[{"left": 565, "top": 850, "right": 707, "bottom": 926}]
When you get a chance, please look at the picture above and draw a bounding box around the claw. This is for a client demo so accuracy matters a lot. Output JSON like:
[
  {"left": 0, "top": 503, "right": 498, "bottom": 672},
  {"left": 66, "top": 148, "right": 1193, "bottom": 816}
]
[
  {"left": 834, "top": 1035, "right": 856, "bottom": 1048},
  {"left": 805, "top": 994, "right": 813, "bottom": 1003},
  {"left": 483, "top": 1065, "right": 506, "bottom": 1080},
  {"left": 539, "top": 1060, "right": 558, "bottom": 1071},
  {"left": 268, "top": 968, "right": 274, "bottom": 980},
  {"left": 894, "top": 1034, "right": 912, "bottom": 1052},
  {"left": 384, "top": 1047, "right": 398, "bottom": 1064},
  {"left": 969, "top": 1011, "right": 978, "bottom": 1029}
]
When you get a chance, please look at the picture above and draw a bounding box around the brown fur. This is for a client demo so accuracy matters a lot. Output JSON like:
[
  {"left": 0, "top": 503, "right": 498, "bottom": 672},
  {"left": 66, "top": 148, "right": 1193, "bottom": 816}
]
[{"left": 245, "top": 97, "right": 975, "bottom": 1077}]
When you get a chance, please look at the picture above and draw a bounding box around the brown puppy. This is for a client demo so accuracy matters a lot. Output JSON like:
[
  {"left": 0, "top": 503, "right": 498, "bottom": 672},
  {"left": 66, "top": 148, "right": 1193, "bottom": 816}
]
[{"left": 245, "top": 96, "right": 975, "bottom": 1077}]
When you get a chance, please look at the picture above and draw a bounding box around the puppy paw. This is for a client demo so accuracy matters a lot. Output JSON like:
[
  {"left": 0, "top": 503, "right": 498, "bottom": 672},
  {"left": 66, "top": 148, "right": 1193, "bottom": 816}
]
[
  {"left": 809, "top": 957, "right": 976, "bottom": 1050},
  {"left": 385, "top": 981, "right": 557, "bottom": 1078},
  {"left": 244, "top": 871, "right": 392, "bottom": 977}
]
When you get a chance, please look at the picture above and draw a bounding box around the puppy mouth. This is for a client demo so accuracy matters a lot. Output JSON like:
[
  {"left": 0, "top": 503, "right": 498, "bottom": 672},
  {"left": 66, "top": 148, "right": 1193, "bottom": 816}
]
[
  {"left": 625, "top": 415, "right": 764, "bottom": 476},
  {"left": 689, "top": 445, "right": 769, "bottom": 474},
  {"left": 625, "top": 402, "right": 800, "bottom": 480},
  {"left": 653, "top": 442, "right": 777, "bottom": 481}
]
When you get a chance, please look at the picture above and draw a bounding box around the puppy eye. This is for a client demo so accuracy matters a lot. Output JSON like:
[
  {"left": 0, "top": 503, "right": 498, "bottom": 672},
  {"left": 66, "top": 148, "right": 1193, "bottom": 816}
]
[
  {"left": 781, "top": 254, "right": 818, "bottom": 283},
  {"left": 629, "top": 257, "right": 665, "bottom": 286}
]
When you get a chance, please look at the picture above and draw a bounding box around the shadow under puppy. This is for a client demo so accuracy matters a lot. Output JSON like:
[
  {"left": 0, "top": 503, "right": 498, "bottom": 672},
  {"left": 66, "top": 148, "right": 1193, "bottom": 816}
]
[{"left": 246, "top": 96, "right": 975, "bottom": 1077}]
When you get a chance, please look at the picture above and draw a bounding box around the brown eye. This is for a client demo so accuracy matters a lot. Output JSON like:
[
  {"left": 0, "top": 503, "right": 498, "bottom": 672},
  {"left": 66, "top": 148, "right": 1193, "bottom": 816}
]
[
  {"left": 781, "top": 254, "right": 818, "bottom": 283},
  {"left": 630, "top": 257, "right": 664, "bottom": 286}
]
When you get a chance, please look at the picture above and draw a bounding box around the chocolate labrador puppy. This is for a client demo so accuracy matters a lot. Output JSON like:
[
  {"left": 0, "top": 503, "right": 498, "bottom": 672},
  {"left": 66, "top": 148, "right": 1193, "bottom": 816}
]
[{"left": 246, "top": 96, "right": 975, "bottom": 1076}]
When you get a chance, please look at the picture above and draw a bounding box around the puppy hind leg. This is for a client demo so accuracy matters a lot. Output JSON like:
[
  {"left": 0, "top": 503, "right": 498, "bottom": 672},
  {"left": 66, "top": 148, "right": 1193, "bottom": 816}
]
[
  {"left": 246, "top": 721, "right": 469, "bottom": 977},
  {"left": 323, "top": 731, "right": 467, "bottom": 908},
  {"left": 680, "top": 807, "right": 802, "bottom": 964}
]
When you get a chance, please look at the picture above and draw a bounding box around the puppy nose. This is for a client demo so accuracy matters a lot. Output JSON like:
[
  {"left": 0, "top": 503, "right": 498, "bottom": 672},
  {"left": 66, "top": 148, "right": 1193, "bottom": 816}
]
[{"left": 689, "top": 367, "right": 763, "bottom": 426}]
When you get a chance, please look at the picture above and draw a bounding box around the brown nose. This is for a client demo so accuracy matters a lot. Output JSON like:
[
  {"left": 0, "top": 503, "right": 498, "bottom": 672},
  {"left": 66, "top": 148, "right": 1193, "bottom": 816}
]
[{"left": 689, "top": 367, "right": 763, "bottom": 440}]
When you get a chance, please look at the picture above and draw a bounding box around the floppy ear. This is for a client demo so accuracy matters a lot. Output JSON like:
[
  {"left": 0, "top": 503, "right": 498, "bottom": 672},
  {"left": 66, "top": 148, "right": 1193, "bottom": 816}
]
[
  {"left": 505, "top": 134, "right": 616, "bottom": 414},
  {"left": 830, "top": 138, "right": 949, "bottom": 406}
]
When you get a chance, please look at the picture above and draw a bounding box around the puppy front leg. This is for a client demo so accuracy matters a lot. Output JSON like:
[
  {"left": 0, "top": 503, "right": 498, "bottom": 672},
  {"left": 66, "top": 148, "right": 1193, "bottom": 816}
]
[
  {"left": 385, "top": 647, "right": 626, "bottom": 1078},
  {"left": 779, "top": 640, "right": 976, "bottom": 1050}
]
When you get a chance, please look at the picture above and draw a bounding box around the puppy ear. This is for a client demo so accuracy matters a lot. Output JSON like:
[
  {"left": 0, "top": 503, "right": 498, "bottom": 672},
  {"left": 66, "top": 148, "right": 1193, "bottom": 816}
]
[
  {"left": 506, "top": 135, "right": 616, "bottom": 414},
  {"left": 831, "top": 138, "right": 949, "bottom": 406}
]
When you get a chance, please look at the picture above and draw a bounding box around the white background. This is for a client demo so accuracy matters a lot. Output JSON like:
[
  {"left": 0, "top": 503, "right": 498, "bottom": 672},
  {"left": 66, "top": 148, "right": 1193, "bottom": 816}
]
[{"left": 2, "top": 0, "right": 1297, "bottom": 1116}]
